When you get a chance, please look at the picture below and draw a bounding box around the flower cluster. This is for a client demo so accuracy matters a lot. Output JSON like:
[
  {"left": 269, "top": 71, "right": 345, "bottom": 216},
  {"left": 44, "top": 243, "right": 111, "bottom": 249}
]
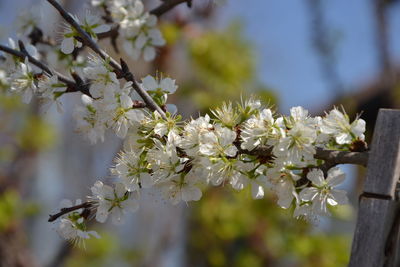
[
  {"left": 61, "top": 12, "right": 110, "bottom": 54},
  {"left": 72, "top": 56, "right": 178, "bottom": 143},
  {"left": 92, "top": 0, "right": 166, "bottom": 61},
  {"left": 53, "top": 92, "right": 365, "bottom": 241}
]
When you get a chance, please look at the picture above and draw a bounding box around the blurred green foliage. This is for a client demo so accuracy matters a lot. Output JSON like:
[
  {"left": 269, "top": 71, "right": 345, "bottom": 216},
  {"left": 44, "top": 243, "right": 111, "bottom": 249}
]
[
  {"left": 0, "top": 81, "right": 53, "bottom": 237},
  {"left": 65, "top": 231, "right": 142, "bottom": 267},
  {"left": 184, "top": 23, "right": 272, "bottom": 110},
  {"left": 0, "top": 190, "right": 20, "bottom": 231},
  {"left": 188, "top": 188, "right": 350, "bottom": 267},
  {"left": 0, "top": 189, "right": 40, "bottom": 231}
]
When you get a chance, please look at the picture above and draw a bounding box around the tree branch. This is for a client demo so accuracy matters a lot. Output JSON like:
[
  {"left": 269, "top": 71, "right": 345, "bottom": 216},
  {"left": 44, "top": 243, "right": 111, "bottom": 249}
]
[
  {"left": 314, "top": 147, "right": 369, "bottom": 167},
  {"left": 48, "top": 202, "right": 92, "bottom": 222},
  {"left": 46, "top": 0, "right": 166, "bottom": 119},
  {"left": 239, "top": 145, "right": 369, "bottom": 167},
  {"left": 150, "top": 0, "right": 192, "bottom": 17}
]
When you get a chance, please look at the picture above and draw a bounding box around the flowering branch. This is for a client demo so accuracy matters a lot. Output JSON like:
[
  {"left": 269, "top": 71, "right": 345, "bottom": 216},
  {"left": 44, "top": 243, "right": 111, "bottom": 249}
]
[
  {"left": 0, "top": 42, "right": 89, "bottom": 94},
  {"left": 46, "top": 0, "right": 166, "bottom": 118}
]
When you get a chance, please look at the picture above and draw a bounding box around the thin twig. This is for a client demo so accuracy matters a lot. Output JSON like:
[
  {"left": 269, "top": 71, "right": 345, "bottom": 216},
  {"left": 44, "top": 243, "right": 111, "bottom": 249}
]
[
  {"left": 48, "top": 202, "right": 92, "bottom": 222},
  {"left": 46, "top": 0, "right": 166, "bottom": 118}
]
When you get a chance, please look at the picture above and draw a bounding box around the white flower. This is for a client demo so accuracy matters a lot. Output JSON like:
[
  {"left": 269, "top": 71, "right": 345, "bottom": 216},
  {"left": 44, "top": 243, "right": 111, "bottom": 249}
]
[
  {"left": 230, "top": 160, "right": 266, "bottom": 199},
  {"left": 109, "top": 0, "right": 144, "bottom": 23},
  {"left": 273, "top": 107, "right": 318, "bottom": 166},
  {"left": 211, "top": 102, "right": 240, "bottom": 127},
  {"left": 141, "top": 75, "right": 178, "bottom": 94},
  {"left": 273, "top": 123, "right": 317, "bottom": 166},
  {"left": 160, "top": 171, "right": 202, "bottom": 205},
  {"left": 73, "top": 94, "right": 106, "bottom": 144},
  {"left": 287, "top": 106, "right": 318, "bottom": 128},
  {"left": 57, "top": 218, "right": 100, "bottom": 241},
  {"left": 81, "top": 12, "right": 111, "bottom": 40},
  {"left": 266, "top": 166, "right": 300, "bottom": 209},
  {"left": 60, "top": 14, "right": 83, "bottom": 54},
  {"left": 241, "top": 108, "right": 285, "bottom": 151},
  {"left": 205, "top": 159, "right": 236, "bottom": 186},
  {"left": 299, "top": 167, "right": 348, "bottom": 215},
  {"left": 180, "top": 115, "right": 213, "bottom": 156},
  {"left": 117, "top": 2, "right": 165, "bottom": 62},
  {"left": 83, "top": 56, "right": 120, "bottom": 99},
  {"left": 16, "top": 7, "right": 42, "bottom": 36},
  {"left": 91, "top": 181, "right": 139, "bottom": 224},
  {"left": 9, "top": 58, "right": 37, "bottom": 103},
  {"left": 199, "top": 125, "right": 238, "bottom": 158},
  {"left": 153, "top": 115, "right": 181, "bottom": 138},
  {"left": 241, "top": 96, "right": 261, "bottom": 111},
  {"left": 112, "top": 150, "right": 153, "bottom": 191},
  {"left": 37, "top": 75, "right": 67, "bottom": 112},
  {"left": 321, "top": 108, "right": 366, "bottom": 145},
  {"left": 55, "top": 199, "right": 100, "bottom": 241},
  {"left": 147, "top": 133, "right": 187, "bottom": 183},
  {"left": 105, "top": 82, "right": 145, "bottom": 138},
  {"left": 61, "top": 13, "right": 110, "bottom": 54}
]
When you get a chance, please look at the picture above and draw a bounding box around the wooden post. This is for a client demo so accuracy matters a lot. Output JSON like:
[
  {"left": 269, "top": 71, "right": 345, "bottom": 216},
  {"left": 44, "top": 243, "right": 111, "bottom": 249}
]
[{"left": 349, "top": 109, "right": 400, "bottom": 267}]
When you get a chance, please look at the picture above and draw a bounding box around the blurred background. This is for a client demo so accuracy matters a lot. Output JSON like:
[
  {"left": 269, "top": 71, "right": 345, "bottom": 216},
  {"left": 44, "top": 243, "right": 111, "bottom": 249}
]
[{"left": 0, "top": 0, "right": 400, "bottom": 266}]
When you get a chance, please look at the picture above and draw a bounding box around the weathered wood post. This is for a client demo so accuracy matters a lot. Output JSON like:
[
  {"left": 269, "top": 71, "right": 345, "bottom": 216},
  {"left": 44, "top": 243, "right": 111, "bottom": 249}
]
[{"left": 349, "top": 109, "right": 400, "bottom": 267}]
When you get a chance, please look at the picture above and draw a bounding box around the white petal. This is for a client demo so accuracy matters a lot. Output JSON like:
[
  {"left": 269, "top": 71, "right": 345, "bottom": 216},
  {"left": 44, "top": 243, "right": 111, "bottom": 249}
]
[
  {"left": 93, "top": 24, "right": 111, "bottom": 33},
  {"left": 123, "top": 198, "right": 139, "bottom": 213},
  {"left": 182, "top": 186, "right": 202, "bottom": 202},
  {"left": 111, "top": 208, "right": 124, "bottom": 225},
  {"left": 135, "top": 33, "right": 147, "bottom": 49},
  {"left": 141, "top": 75, "right": 158, "bottom": 91},
  {"left": 123, "top": 41, "right": 140, "bottom": 60},
  {"left": 224, "top": 145, "right": 238, "bottom": 157},
  {"left": 351, "top": 119, "right": 366, "bottom": 138},
  {"left": 126, "top": 109, "right": 144, "bottom": 123},
  {"left": 306, "top": 169, "right": 325, "bottom": 186},
  {"left": 251, "top": 183, "right": 264, "bottom": 199},
  {"left": 299, "top": 187, "right": 319, "bottom": 201},
  {"left": 326, "top": 167, "right": 345, "bottom": 187},
  {"left": 328, "top": 189, "right": 348, "bottom": 205},
  {"left": 143, "top": 46, "right": 156, "bottom": 61},
  {"left": 160, "top": 77, "right": 177, "bottom": 94},
  {"left": 336, "top": 133, "right": 352, "bottom": 145},
  {"left": 95, "top": 206, "right": 109, "bottom": 223},
  {"left": 61, "top": 38, "right": 74, "bottom": 54},
  {"left": 120, "top": 94, "right": 133, "bottom": 109}
]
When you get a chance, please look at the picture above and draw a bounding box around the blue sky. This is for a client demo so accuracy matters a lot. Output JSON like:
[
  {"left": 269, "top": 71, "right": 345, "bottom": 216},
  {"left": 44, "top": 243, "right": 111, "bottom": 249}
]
[{"left": 221, "top": 0, "right": 400, "bottom": 112}]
